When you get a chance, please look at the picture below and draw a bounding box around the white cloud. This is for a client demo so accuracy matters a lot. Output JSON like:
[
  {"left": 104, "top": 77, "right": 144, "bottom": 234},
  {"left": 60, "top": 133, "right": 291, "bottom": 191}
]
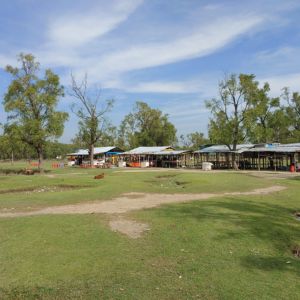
[
  {"left": 0, "top": 53, "right": 17, "bottom": 68},
  {"left": 47, "top": 0, "right": 143, "bottom": 48},
  {"left": 123, "top": 80, "right": 201, "bottom": 94},
  {"left": 256, "top": 46, "right": 296, "bottom": 61},
  {"left": 260, "top": 72, "right": 300, "bottom": 96},
  {"left": 87, "top": 14, "right": 263, "bottom": 80}
]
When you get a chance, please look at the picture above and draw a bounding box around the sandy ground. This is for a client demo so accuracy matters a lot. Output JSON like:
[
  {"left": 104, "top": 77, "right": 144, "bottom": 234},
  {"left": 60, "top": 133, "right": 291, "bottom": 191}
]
[
  {"left": 0, "top": 185, "right": 286, "bottom": 238},
  {"left": 109, "top": 217, "right": 150, "bottom": 239},
  {"left": 0, "top": 186, "right": 285, "bottom": 218}
]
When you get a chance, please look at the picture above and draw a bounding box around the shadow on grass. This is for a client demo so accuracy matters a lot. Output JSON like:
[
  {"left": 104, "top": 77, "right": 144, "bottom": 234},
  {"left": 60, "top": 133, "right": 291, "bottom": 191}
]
[
  {"left": 155, "top": 195, "right": 300, "bottom": 273},
  {"left": 241, "top": 255, "right": 299, "bottom": 273}
]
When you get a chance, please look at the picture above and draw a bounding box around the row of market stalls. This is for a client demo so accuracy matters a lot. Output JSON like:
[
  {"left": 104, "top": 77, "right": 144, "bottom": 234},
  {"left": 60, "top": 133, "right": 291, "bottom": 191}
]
[
  {"left": 67, "top": 147, "right": 124, "bottom": 166},
  {"left": 67, "top": 143, "right": 300, "bottom": 171},
  {"left": 119, "top": 146, "right": 191, "bottom": 168},
  {"left": 194, "top": 143, "right": 300, "bottom": 171}
]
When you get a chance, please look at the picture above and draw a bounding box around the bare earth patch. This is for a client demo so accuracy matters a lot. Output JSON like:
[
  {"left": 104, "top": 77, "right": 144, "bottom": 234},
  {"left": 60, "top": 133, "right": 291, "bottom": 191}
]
[
  {"left": 0, "top": 185, "right": 285, "bottom": 217},
  {"left": 0, "top": 185, "right": 286, "bottom": 238},
  {"left": 109, "top": 217, "right": 150, "bottom": 238}
]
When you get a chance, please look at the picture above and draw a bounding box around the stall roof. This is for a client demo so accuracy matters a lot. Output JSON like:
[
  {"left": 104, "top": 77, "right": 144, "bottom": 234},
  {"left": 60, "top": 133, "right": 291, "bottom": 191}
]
[
  {"left": 154, "top": 150, "right": 190, "bottom": 155},
  {"left": 67, "top": 146, "right": 123, "bottom": 156},
  {"left": 194, "top": 144, "right": 253, "bottom": 154},
  {"left": 67, "top": 149, "right": 88, "bottom": 156},
  {"left": 193, "top": 142, "right": 300, "bottom": 154},
  {"left": 239, "top": 146, "right": 300, "bottom": 154},
  {"left": 122, "top": 146, "right": 175, "bottom": 155}
]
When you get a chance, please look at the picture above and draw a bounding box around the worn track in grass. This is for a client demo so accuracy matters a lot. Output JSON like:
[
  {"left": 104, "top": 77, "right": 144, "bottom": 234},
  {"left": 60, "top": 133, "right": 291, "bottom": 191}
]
[{"left": 0, "top": 186, "right": 285, "bottom": 218}]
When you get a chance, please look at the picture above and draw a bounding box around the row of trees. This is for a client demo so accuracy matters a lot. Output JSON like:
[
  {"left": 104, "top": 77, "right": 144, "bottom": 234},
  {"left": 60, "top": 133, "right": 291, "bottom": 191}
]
[
  {"left": 0, "top": 54, "right": 181, "bottom": 167},
  {"left": 0, "top": 54, "right": 299, "bottom": 168},
  {"left": 206, "top": 74, "right": 300, "bottom": 155}
]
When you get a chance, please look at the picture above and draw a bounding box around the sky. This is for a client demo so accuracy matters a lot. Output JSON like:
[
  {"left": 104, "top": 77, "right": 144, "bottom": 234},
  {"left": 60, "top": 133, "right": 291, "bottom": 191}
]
[{"left": 0, "top": 0, "right": 300, "bottom": 143}]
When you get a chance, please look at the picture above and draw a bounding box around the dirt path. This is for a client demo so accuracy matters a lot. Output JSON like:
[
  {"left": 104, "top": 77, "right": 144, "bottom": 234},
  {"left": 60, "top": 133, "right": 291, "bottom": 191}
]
[
  {"left": 0, "top": 185, "right": 285, "bottom": 218},
  {"left": 0, "top": 185, "right": 286, "bottom": 238}
]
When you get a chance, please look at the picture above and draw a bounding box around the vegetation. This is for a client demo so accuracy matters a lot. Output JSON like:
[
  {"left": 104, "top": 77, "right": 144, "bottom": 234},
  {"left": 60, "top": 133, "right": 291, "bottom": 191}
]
[
  {"left": 0, "top": 165, "right": 300, "bottom": 299},
  {"left": 1, "top": 54, "right": 300, "bottom": 161},
  {"left": 179, "top": 131, "right": 209, "bottom": 150},
  {"left": 118, "top": 101, "right": 177, "bottom": 149},
  {"left": 3, "top": 54, "right": 68, "bottom": 169},
  {"left": 206, "top": 73, "right": 300, "bottom": 148},
  {"left": 70, "top": 74, "right": 114, "bottom": 165}
]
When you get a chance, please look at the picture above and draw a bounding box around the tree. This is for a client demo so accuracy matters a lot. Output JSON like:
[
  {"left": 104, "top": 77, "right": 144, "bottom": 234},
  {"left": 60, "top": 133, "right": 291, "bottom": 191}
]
[
  {"left": 244, "top": 82, "right": 280, "bottom": 143},
  {"left": 70, "top": 74, "right": 114, "bottom": 165},
  {"left": 3, "top": 53, "right": 68, "bottom": 169},
  {"left": 179, "top": 132, "right": 209, "bottom": 150},
  {"left": 206, "top": 74, "right": 259, "bottom": 153},
  {"left": 282, "top": 88, "right": 300, "bottom": 142},
  {"left": 268, "top": 109, "right": 291, "bottom": 143},
  {"left": 1, "top": 124, "right": 23, "bottom": 163},
  {"left": 118, "top": 101, "right": 177, "bottom": 149}
]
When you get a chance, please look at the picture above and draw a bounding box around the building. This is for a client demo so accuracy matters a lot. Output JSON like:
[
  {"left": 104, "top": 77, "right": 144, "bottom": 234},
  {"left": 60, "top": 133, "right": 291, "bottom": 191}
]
[
  {"left": 67, "top": 146, "right": 124, "bottom": 166},
  {"left": 119, "top": 146, "right": 191, "bottom": 168},
  {"left": 194, "top": 143, "right": 300, "bottom": 171}
]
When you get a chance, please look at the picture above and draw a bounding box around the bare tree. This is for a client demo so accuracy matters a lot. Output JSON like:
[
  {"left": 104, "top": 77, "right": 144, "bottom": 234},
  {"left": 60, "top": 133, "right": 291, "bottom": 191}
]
[{"left": 69, "top": 74, "right": 114, "bottom": 165}]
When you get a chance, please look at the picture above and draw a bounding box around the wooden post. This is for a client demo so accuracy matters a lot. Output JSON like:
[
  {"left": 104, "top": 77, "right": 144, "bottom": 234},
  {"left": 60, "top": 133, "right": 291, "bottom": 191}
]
[{"left": 258, "top": 152, "right": 261, "bottom": 171}]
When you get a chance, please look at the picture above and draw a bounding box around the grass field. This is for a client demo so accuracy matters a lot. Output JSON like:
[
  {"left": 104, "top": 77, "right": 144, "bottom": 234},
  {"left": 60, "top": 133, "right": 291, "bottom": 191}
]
[{"left": 0, "top": 161, "right": 300, "bottom": 299}]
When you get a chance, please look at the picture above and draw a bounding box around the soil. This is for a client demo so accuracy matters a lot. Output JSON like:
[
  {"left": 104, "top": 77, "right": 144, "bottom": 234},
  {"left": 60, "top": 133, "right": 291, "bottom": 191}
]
[
  {"left": 0, "top": 185, "right": 285, "bottom": 217},
  {"left": 0, "top": 185, "right": 286, "bottom": 238},
  {"left": 109, "top": 217, "right": 150, "bottom": 239}
]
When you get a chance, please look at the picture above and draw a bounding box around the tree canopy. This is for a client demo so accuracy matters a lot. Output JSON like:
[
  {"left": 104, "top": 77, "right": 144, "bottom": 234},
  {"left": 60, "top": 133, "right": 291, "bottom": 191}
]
[
  {"left": 118, "top": 101, "right": 177, "bottom": 149},
  {"left": 3, "top": 53, "right": 68, "bottom": 168},
  {"left": 206, "top": 74, "right": 257, "bottom": 151}
]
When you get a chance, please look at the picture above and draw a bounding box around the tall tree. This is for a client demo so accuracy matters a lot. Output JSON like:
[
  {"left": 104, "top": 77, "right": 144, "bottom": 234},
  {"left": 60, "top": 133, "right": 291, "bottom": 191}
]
[
  {"left": 4, "top": 53, "right": 68, "bottom": 169},
  {"left": 70, "top": 74, "right": 114, "bottom": 165},
  {"left": 118, "top": 101, "right": 177, "bottom": 149},
  {"left": 206, "top": 74, "right": 259, "bottom": 153}
]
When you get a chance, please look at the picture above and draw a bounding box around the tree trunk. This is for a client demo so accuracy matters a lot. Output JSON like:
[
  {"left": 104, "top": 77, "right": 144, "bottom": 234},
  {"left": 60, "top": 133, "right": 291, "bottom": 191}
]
[
  {"left": 89, "top": 144, "right": 94, "bottom": 167},
  {"left": 11, "top": 150, "right": 14, "bottom": 165},
  {"left": 38, "top": 148, "right": 43, "bottom": 172},
  {"left": 232, "top": 142, "right": 239, "bottom": 170}
]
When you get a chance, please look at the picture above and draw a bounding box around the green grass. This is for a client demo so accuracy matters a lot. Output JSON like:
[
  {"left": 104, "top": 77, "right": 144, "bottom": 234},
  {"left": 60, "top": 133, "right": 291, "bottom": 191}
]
[{"left": 0, "top": 161, "right": 299, "bottom": 299}]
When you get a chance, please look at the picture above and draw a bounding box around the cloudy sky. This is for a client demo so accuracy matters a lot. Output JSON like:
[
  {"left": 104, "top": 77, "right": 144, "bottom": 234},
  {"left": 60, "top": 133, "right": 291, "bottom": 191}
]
[{"left": 0, "top": 0, "right": 300, "bottom": 142}]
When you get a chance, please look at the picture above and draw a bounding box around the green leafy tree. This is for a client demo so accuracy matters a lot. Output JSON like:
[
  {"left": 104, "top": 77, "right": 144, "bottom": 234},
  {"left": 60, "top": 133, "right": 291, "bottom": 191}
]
[
  {"left": 3, "top": 53, "right": 68, "bottom": 169},
  {"left": 179, "top": 132, "right": 209, "bottom": 150},
  {"left": 282, "top": 88, "right": 300, "bottom": 141},
  {"left": 118, "top": 101, "right": 177, "bottom": 149},
  {"left": 206, "top": 74, "right": 259, "bottom": 153},
  {"left": 244, "top": 82, "right": 280, "bottom": 143},
  {"left": 70, "top": 74, "right": 114, "bottom": 165},
  {"left": 206, "top": 74, "right": 266, "bottom": 170},
  {"left": 268, "top": 109, "right": 291, "bottom": 143}
]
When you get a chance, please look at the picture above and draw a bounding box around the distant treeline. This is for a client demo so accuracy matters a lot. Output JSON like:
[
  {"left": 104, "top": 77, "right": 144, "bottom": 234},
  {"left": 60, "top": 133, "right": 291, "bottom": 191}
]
[{"left": 0, "top": 140, "right": 77, "bottom": 160}]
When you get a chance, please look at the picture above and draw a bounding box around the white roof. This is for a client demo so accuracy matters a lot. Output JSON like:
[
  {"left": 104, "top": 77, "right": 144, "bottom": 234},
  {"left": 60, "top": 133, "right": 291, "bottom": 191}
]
[
  {"left": 240, "top": 146, "right": 300, "bottom": 153},
  {"left": 67, "top": 146, "right": 120, "bottom": 156},
  {"left": 67, "top": 149, "right": 88, "bottom": 156},
  {"left": 195, "top": 144, "right": 253, "bottom": 153},
  {"left": 94, "top": 147, "right": 119, "bottom": 154},
  {"left": 154, "top": 150, "right": 190, "bottom": 155},
  {"left": 122, "top": 146, "right": 173, "bottom": 155},
  {"left": 194, "top": 143, "right": 300, "bottom": 154}
]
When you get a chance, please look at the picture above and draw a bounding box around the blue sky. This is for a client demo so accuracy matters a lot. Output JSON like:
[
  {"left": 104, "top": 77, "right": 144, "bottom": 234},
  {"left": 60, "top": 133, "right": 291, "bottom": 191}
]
[{"left": 1, "top": 0, "right": 300, "bottom": 143}]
